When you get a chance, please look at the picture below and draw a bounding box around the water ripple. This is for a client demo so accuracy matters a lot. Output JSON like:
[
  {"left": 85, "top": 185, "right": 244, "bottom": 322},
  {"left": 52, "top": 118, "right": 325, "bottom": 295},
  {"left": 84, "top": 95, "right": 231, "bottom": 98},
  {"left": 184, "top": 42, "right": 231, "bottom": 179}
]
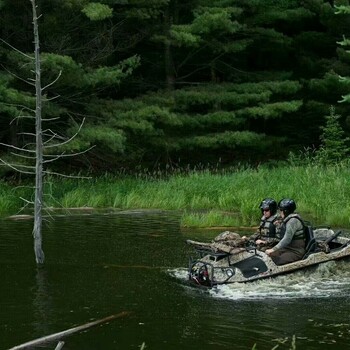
[{"left": 171, "top": 259, "right": 350, "bottom": 300}]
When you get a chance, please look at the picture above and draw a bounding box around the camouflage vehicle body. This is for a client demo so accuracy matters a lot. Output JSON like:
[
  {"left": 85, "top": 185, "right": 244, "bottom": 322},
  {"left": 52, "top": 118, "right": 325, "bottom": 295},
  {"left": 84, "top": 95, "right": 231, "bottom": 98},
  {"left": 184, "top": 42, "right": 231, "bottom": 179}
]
[{"left": 187, "top": 228, "right": 350, "bottom": 287}]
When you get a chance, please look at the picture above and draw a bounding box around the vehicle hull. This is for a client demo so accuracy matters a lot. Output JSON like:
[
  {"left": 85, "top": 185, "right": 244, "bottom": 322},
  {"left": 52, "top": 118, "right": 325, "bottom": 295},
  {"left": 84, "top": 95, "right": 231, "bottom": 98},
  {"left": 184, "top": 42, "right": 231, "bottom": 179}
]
[{"left": 187, "top": 228, "right": 350, "bottom": 287}]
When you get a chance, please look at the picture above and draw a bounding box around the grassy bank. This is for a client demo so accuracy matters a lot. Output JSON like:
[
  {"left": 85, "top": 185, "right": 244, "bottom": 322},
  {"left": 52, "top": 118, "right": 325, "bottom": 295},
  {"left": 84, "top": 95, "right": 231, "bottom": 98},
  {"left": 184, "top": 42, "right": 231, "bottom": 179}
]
[{"left": 1, "top": 164, "right": 350, "bottom": 228}]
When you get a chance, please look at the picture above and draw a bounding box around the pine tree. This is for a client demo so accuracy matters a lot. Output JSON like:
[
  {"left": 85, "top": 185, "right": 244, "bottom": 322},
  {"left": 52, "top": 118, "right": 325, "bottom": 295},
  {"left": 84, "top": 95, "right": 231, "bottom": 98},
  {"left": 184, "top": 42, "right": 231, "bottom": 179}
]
[
  {"left": 335, "top": 2, "right": 350, "bottom": 104},
  {"left": 0, "top": 0, "right": 140, "bottom": 173},
  {"left": 315, "top": 106, "right": 350, "bottom": 164},
  {"left": 2, "top": 0, "right": 350, "bottom": 171}
]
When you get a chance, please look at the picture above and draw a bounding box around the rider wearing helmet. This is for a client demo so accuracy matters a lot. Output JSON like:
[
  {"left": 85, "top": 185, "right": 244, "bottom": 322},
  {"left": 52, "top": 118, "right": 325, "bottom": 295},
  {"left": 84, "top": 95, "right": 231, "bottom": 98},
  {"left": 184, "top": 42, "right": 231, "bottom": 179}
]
[
  {"left": 278, "top": 198, "right": 296, "bottom": 217},
  {"left": 254, "top": 198, "right": 280, "bottom": 249},
  {"left": 242, "top": 198, "right": 281, "bottom": 250},
  {"left": 260, "top": 197, "right": 278, "bottom": 214},
  {"left": 265, "top": 198, "right": 306, "bottom": 265}
]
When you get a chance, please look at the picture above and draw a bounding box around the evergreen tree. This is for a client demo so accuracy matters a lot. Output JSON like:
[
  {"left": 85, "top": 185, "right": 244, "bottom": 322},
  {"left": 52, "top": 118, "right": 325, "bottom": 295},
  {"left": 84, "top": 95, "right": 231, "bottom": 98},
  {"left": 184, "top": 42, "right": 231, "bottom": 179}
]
[
  {"left": 315, "top": 106, "right": 350, "bottom": 163},
  {"left": 88, "top": 80, "right": 302, "bottom": 168},
  {"left": 335, "top": 2, "right": 350, "bottom": 104},
  {"left": 0, "top": 0, "right": 140, "bottom": 173},
  {"left": 2, "top": 0, "right": 350, "bottom": 172}
]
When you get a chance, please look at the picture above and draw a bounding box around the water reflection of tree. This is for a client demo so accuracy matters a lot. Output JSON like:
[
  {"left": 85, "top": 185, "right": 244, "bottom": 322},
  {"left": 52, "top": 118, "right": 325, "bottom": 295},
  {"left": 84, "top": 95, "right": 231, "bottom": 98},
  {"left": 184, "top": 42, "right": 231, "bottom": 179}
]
[{"left": 33, "top": 267, "right": 53, "bottom": 338}]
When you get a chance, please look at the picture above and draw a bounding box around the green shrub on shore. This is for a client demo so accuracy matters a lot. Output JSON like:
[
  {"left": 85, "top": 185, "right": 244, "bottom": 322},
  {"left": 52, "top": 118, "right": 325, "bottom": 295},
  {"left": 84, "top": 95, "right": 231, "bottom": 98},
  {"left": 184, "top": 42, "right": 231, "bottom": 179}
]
[{"left": 1, "top": 163, "right": 350, "bottom": 228}]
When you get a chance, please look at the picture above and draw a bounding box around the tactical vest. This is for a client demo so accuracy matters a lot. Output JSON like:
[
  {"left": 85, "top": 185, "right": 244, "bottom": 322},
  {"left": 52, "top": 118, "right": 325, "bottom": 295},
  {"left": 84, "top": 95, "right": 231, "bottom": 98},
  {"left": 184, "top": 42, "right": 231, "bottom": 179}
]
[
  {"left": 279, "top": 213, "right": 305, "bottom": 241},
  {"left": 258, "top": 214, "right": 279, "bottom": 239}
]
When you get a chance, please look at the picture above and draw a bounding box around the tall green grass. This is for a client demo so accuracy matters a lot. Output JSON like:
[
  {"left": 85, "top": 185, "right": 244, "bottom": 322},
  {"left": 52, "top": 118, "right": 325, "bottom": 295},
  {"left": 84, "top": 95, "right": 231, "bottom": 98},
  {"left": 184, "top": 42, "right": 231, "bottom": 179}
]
[{"left": 1, "top": 164, "right": 349, "bottom": 228}]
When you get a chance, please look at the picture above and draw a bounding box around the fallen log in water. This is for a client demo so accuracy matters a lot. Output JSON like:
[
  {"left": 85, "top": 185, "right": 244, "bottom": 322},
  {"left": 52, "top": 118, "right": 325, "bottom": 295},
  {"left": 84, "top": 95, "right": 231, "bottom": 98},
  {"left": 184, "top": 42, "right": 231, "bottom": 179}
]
[
  {"left": 7, "top": 312, "right": 131, "bottom": 350},
  {"left": 54, "top": 341, "right": 65, "bottom": 350}
]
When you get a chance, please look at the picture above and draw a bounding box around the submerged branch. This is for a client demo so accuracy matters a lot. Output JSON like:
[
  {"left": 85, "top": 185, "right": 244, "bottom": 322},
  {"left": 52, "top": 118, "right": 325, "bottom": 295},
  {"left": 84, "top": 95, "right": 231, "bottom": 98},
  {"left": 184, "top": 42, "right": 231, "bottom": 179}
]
[
  {"left": 7, "top": 312, "right": 131, "bottom": 350},
  {"left": 54, "top": 341, "right": 65, "bottom": 350}
]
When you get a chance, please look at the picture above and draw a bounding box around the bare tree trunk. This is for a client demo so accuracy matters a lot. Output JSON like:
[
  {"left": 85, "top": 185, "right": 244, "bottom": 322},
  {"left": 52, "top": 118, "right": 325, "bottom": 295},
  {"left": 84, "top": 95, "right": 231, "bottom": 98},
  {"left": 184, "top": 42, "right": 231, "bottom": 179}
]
[
  {"left": 0, "top": 1, "right": 91, "bottom": 264},
  {"left": 30, "top": 0, "right": 44, "bottom": 264}
]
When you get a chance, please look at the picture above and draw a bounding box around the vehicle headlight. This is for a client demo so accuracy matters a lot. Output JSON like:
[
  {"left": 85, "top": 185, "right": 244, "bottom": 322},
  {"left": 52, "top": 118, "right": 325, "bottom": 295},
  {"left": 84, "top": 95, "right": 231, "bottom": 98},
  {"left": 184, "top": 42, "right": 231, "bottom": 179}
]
[{"left": 226, "top": 268, "right": 234, "bottom": 277}]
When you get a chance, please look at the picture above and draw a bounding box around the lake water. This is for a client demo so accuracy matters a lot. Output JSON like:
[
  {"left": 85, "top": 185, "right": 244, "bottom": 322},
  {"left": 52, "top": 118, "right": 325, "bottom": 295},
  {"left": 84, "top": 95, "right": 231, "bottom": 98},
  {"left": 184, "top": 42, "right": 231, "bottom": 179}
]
[{"left": 1, "top": 210, "right": 350, "bottom": 350}]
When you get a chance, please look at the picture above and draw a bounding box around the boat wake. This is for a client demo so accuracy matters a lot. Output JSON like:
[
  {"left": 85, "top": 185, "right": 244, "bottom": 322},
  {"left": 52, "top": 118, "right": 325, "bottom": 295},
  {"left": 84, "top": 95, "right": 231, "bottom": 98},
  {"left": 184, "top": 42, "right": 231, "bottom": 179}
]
[{"left": 169, "top": 259, "right": 350, "bottom": 300}]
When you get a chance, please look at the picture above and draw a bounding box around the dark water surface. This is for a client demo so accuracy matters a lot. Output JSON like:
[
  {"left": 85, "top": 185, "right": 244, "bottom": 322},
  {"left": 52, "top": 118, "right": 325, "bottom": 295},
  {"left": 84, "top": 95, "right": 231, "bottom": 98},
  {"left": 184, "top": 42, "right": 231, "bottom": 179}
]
[{"left": 1, "top": 211, "right": 350, "bottom": 350}]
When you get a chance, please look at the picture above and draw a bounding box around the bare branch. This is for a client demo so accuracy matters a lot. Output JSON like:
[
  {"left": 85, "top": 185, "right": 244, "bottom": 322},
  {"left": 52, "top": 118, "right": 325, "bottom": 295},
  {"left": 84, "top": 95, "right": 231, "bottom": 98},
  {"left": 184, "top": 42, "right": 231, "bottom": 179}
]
[
  {"left": 18, "top": 132, "right": 36, "bottom": 137},
  {"left": 0, "top": 102, "right": 35, "bottom": 114},
  {"left": 42, "top": 70, "right": 62, "bottom": 91},
  {"left": 43, "top": 132, "right": 65, "bottom": 145},
  {"left": 10, "top": 152, "right": 36, "bottom": 160},
  {"left": 44, "top": 118, "right": 85, "bottom": 149},
  {"left": 43, "top": 145, "right": 96, "bottom": 163},
  {"left": 20, "top": 197, "right": 34, "bottom": 205},
  {"left": 44, "top": 95, "right": 61, "bottom": 102},
  {"left": 0, "top": 161, "right": 35, "bottom": 170},
  {"left": 0, "top": 64, "right": 35, "bottom": 87},
  {"left": 43, "top": 170, "right": 91, "bottom": 179},
  {"left": 22, "top": 141, "right": 36, "bottom": 149},
  {"left": 43, "top": 154, "right": 66, "bottom": 163},
  {"left": 0, "top": 158, "right": 35, "bottom": 174},
  {"left": 0, "top": 38, "right": 34, "bottom": 60},
  {"left": 43, "top": 135, "right": 58, "bottom": 145},
  {"left": 55, "top": 341, "right": 65, "bottom": 350},
  {"left": 42, "top": 128, "right": 65, "bottom": 142},
  {"left": 42, "top": 116, "right": 60, "bottom": 121},
  {"left": 42, "top": 128, "right": 62, "bottom": 136},
  {"left": 7, "top": 313, "right": 129, "bottom": 350},
  {"left": 10, "top": 115, "right": 35, "bottom": 124},
  {"left": 0, "top": 142, "right": 36, "bottom": 153}
]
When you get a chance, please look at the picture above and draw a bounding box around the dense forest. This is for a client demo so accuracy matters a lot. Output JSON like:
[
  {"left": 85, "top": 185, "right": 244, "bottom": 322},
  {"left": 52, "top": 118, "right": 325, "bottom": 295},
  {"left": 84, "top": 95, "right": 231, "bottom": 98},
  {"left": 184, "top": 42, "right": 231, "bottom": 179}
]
[{"left": 0, "top": 0, "right": 350, "bottom": 174}]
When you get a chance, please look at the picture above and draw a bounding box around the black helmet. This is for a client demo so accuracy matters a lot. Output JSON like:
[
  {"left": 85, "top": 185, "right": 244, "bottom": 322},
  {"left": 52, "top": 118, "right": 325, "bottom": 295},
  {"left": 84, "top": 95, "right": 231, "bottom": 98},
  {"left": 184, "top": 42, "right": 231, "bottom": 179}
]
[
  {"left": 259, "top": 198, "right": 277, "bottom": 215},
  {"left": 278, "top": 198, "right": 296, "bottom": 216}
]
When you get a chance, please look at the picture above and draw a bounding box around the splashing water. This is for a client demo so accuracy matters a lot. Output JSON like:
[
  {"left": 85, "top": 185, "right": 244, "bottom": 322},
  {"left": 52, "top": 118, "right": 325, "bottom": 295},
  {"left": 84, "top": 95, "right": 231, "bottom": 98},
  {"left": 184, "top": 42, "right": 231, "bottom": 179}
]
[{"left": 170, "top": 259, "right": 350, "bottom": 300}]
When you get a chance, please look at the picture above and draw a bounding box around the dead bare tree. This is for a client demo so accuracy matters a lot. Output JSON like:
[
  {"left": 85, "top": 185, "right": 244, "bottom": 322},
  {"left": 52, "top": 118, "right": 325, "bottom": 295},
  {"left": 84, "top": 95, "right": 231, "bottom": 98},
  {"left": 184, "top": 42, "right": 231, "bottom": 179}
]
[
  {"left": 31, "top": 0, "right": 45, "bottom": 264},
  {"left": 0, "top": 0, "right": 93, "bottom": 264}
]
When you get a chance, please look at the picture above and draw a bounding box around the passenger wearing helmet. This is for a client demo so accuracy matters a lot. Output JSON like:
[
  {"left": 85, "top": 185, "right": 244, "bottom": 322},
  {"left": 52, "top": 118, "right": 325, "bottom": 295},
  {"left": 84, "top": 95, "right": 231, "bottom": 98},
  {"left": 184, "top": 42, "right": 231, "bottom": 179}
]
[
  {"left": 265, "top": 198, "right": 306, "bottom": 265},
  {"left": 242, "top": 198, "right": 281, "bottom": 250}
]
